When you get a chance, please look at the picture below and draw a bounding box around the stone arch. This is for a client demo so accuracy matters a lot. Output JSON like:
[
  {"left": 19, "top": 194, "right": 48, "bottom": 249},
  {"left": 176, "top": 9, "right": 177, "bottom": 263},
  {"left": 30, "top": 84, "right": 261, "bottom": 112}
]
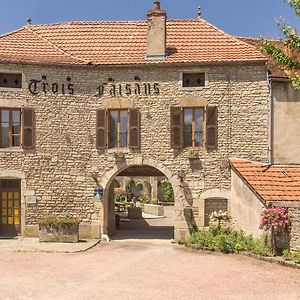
[
  {"left": 0, "top": 169, "right": 27, "bottom": 236},
  {"left": 98, "top": 156, "right": 188, "bottom": 240},
  {"left": 200, "top": 189, "right": 231, "bottom": 201}
]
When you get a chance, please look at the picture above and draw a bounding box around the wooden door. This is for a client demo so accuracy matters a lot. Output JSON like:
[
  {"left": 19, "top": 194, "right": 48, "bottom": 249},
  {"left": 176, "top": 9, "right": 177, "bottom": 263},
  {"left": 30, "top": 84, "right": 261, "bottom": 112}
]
[{"left": 0, "top": 179, "right": 21, "bottom": 236}]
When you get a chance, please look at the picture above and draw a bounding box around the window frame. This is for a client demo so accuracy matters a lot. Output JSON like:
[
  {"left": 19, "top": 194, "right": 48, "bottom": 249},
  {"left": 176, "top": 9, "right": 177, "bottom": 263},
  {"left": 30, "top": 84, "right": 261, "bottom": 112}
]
[
  {"left": 0, "top": 107, "right": 21, "bottom": 149},
  {"left": 179, "top": 70, "right": 209, "bottom": 91},
  {"left": 183, "top": 107, "right": 205, "bottom": 149},
  {"left": 108, "top": 109, "right": 129, "bottom": 149},
  {"left": 0, "top": 70, "right": 24, "bottom": 91}
]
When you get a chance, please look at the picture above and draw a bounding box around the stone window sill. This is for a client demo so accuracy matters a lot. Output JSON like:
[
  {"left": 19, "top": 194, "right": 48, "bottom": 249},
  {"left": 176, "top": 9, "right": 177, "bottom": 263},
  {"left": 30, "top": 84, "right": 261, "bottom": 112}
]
[
  {"left": 107, "top": 148, "right": 131, "bottom": 155},
  {"left": 0, "top": 147, "right": 24, "bottom": 153}
]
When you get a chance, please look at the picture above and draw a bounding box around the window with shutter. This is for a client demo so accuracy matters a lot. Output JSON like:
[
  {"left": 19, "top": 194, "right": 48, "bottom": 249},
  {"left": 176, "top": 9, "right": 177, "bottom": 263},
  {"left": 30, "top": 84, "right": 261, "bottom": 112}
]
[
  {"left": 129, "top": 108, "right": 140, "bottom": 149},
  {"left": 170, "top": 107, "right": 182, "bottom": 149},
  {"left": 0, "top": 108, "right": 21, "bottom": 148},
  {"left": 183, "top": 108, "right": 204, "bottom": 148},
  {"left": 96, "top": 109, "right": 107, "bottom": 150},
  {"left": 206, "top": 106, "right": 218, "bottom": 150},
  {"left": 108, "top": 110, "right": 129, "bottom": 148},
  {"left": 22, "top": 108, "right": 34, "bottom": 150}
]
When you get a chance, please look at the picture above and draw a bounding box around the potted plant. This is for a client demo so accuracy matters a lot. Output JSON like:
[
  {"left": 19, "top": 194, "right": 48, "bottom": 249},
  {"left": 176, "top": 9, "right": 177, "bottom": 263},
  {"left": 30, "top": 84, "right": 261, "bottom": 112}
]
[
  {"left": 112, "top": 151, "right": 125, "bottom": 161},
  {"left": 209, "top": 210, "right": 231, "bottom": 229},
  {"left": 188, "top": 149, "right": 200, "bottom": 160},
  {"left": 38, "top": 215, "right": 80, "bottom": 243}
]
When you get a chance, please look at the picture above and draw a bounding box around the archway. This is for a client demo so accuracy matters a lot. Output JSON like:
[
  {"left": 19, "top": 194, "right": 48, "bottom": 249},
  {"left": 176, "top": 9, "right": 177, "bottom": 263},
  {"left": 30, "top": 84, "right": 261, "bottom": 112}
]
[{"left": 98, "top": 157, "right": 187, "bottom": 241}]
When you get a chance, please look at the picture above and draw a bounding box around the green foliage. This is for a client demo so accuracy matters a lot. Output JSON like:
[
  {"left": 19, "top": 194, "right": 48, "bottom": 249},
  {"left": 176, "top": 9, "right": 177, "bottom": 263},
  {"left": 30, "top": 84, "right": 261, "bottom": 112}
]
[
  {"left": 262, "top": 1, "right": 300, "bottom": 89},
  {"left": 161, "top": 179, "right": 173, "bottom": 202},
  {"left": 150, "top": 198, "right": 158, "bottom": 205},
  {"left": 139, "top": 195, "right": 151, "bottom": 204},
  {"left": 282, "top": 249, "right": 300, "bottom": 264},
  {"left": 39, "top": 215, "right": 80, "bottom": 226},
  {"left": 286, "top": 0, "right": 300, "bottom": 15},
  {"left": 125, "top": 179, "right": 136, "bottom": 193},
  {"left": 184, "top": 226, "right": 272, "bottom": 256}
]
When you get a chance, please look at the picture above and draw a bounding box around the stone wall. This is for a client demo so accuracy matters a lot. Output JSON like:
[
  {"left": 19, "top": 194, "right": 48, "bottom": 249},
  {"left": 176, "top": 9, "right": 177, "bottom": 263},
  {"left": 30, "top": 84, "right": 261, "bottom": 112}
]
[
  {"left": 0, "top": 61, "right": 270, "bottom": 238},
  {"left": 290, "top": 207, "right": 300, "bottom": 251}
]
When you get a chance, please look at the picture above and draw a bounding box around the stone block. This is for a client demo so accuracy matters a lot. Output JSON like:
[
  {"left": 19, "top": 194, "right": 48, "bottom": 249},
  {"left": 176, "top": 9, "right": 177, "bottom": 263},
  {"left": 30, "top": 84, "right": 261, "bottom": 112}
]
[
  {"left": 128, "top": 207, "right": 143, "bottom": 219},
  {"left": 144, "top": 204, "right": 164, "bottom": 216},
  {"left": 24, "top": 225, "right": 39, "bottom": 237}
]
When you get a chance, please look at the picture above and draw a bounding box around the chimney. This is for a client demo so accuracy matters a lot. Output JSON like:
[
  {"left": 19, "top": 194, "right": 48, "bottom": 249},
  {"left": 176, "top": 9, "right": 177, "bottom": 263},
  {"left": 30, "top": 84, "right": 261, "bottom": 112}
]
[{"left": 146, "top": 1, "right": 167, "bottom": 60}]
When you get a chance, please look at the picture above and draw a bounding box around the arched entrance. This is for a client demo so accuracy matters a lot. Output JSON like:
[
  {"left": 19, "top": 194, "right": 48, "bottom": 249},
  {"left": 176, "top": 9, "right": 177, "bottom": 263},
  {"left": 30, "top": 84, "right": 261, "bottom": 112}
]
[{"left": 98, "top": 157, "right": 188, "bottom": 241}]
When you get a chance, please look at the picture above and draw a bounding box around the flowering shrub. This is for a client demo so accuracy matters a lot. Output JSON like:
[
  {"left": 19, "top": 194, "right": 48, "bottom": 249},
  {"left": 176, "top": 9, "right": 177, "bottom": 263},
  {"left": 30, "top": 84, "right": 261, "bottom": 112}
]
[
  {"left": 210, "top": 210, "right": 231, "bottom": 228},
  {"left": 260, "top": 207, "right": 290, "bottom": 232}
]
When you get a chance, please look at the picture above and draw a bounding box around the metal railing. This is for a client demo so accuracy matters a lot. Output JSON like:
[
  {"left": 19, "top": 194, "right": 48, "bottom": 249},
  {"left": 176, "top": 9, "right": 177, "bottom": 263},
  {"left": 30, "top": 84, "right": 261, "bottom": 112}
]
[
  {"left": 184, "top": 130, "right": 203, "bottom": 147},
  {"left": 109, "top": 132, "right": 128, "bottom": 148}
]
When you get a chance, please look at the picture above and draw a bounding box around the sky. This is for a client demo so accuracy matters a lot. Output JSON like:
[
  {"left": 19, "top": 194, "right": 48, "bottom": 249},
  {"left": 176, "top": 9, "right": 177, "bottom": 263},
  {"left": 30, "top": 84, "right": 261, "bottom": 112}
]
[{"left": 0, "top": 0, "right": 299, "bottom": 38}]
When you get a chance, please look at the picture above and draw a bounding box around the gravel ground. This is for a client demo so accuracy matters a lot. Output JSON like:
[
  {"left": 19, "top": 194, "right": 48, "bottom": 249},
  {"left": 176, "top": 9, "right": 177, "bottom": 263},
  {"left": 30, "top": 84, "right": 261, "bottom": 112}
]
[{"left": 0, "top": 241, "right": 299, "bottom": 300}]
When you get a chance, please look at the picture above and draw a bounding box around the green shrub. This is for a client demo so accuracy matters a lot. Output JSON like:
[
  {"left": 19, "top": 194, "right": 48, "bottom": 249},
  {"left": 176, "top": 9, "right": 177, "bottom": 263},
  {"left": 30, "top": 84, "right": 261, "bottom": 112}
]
[
  {"left": 39, "top": 215, "right": 79, "bottom": 226},
  {"left": 183, "top": 227, "right": 272, "bottom": 256},
  {"left": 160, "top": 179, "right": 173, "bottom": 202},
  {"left": 282, "top": 250, "right": 300, "bottom": 264},
  {"left": 150, "top": 198, "right": 158, "bottom": 205}
]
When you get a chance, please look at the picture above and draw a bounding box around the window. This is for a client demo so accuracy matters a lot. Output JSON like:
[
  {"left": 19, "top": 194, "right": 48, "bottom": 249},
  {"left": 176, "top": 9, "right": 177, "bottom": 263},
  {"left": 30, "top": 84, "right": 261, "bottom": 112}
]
[
  {"left": 109, "top": 110, "right": 128, "bottom": 148},
  {"left": 204, "top": 198, "right": 228, "bottom": 226},
  {"left": 182, "top": 73, "right": 205, "bottom": 88},
  {"left": 96, "top": 108, "right": 140, "bottom": 150},
  {"left": 170, "top": 106, "right": 218, "bottom": 150},
  {"left": 183, "top": 108, "right": 204, "bottom": 148},
  {"left": 0, "top": 73, "right": 22, "bottom": 88},
  {"left": 0, "top": 109, "right": 21, "bottom": 148}
]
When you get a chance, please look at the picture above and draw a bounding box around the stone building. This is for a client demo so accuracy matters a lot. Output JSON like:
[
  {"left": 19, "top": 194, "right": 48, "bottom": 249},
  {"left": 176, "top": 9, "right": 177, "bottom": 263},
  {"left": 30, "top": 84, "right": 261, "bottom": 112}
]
[{"left": 0, "top": 1, "right": 270, "bottom": 240}]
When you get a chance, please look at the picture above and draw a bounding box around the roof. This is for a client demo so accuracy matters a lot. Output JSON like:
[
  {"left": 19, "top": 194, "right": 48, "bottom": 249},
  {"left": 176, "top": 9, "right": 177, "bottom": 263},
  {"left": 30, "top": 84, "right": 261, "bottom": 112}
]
[
  {"left": 238, "top": 37, "right": 288, "bottom": 78},
  {"left": 230, "top": 159, "right": 300, "bottom": 202},
  {"left": 0, "top": 19, "right": 266, "bottom": 66}
]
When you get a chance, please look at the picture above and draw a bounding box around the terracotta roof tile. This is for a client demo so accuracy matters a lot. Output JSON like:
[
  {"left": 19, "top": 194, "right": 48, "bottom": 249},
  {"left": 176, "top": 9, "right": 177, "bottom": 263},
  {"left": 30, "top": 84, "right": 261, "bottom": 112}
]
[
  {"left": 230, "top": 159, "right": 300, "bottom": 203},
  {"left": 0, "top": 19, "right": 266, "bottom": 66}
]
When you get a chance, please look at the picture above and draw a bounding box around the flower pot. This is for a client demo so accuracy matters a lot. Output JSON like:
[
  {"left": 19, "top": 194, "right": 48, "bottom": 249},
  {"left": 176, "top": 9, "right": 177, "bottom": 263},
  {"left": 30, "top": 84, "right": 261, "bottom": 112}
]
[
  {"left": 39, "top": 221, "right": 79, "bottom": 243},
  {"left": 272, "top": 228, "right": 290, "bottom": 256}
]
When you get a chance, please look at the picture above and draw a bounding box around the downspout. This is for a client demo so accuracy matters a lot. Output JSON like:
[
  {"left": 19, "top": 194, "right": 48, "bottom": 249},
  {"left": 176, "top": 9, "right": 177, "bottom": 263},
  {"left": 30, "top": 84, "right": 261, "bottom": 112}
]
[{"left": 267, "top": 68, "right": 274, "bottom": 165}]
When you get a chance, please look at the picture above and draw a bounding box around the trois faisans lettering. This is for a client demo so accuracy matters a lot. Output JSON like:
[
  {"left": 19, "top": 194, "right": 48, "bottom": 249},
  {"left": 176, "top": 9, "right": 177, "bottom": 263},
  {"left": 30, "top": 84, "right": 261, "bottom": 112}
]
[
  {"left": 28, "top": 75, "right": 74, "bottom": 95},
  {"left": 96, "top": 82, "right": 160, "bottom": 97}
]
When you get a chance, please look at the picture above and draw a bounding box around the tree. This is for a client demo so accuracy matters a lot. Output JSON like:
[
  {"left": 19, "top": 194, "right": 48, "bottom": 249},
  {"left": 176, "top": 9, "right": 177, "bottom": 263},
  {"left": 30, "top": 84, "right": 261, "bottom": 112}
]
[{"left": 262, "top": 0, "right": 300, "bottom": 88}]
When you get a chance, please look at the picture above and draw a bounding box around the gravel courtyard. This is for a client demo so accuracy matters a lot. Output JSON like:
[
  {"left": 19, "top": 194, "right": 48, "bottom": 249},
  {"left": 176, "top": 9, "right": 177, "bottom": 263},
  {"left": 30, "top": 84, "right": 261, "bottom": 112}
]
[{"left": 0, "top": 241, "right": 299, "bottom": 300}]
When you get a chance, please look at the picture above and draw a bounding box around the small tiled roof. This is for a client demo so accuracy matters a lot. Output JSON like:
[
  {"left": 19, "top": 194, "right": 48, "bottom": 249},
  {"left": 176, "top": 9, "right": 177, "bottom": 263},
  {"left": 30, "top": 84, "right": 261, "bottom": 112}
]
[
  {"left": 230, "top": 159, "right": 300, "bottom": 202},
  {"left": 0, "top": 19, "right": 266, "bottom": 66},
  {"left": 238, "top": 37, "right": 288, "bottom": 78}
]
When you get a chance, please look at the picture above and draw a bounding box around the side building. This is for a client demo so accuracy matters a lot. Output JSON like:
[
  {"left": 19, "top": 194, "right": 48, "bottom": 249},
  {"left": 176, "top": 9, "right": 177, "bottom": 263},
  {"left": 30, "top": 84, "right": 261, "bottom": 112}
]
[{"left": 0, "top": 2, "right": 269, "bottom": 240}]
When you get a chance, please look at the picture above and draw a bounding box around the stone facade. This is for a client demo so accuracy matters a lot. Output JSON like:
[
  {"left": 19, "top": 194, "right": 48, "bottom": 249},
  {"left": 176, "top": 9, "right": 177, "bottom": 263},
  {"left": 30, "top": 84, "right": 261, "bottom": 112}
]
[
  {"left": 290, "top": 207, "right": 300, "bottom": 250},
  {"left": 0, "top": 61, "right": 269, "bottom": 240}
]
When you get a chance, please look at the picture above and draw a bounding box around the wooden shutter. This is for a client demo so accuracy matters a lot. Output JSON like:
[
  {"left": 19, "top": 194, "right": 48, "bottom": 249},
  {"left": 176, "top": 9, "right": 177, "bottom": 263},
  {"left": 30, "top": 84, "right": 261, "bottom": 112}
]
[
  {"left": 96, "top": 109, "right": 107, "bottom": 150},
  {"left": 170, "top": 107, "right": 182, "bottom": 149},
  {"left": 129, "top": 108, "right": 140, "bottom": 149},
  {"left": 206, "top": 106, "right": 218, "bottom": 150},
  {"left": 22, "top": 108, "right": 34, "bottom": 150}
]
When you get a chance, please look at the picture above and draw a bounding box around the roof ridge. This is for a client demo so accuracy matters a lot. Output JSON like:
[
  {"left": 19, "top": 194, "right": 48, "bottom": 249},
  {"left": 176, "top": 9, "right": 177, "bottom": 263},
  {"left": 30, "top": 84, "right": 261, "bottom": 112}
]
[
  {"left": 26, "top": 25, "right": 89, "bottom": 64},
  {"left": 31, "top": 20, "right": 147, "bottom": 27},
  {"left": 29, "top": 18, "right": 202, "bottom": 28},
  {"left": 0, "top": 27, "right": 26, "bottom": 39}
]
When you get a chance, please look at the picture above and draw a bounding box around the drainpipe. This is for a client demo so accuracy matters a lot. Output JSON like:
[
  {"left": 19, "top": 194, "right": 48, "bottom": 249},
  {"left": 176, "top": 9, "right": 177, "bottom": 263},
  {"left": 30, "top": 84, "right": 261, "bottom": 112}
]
[{"left": 267, "top": 68, "right": 274, "bottom": 165}]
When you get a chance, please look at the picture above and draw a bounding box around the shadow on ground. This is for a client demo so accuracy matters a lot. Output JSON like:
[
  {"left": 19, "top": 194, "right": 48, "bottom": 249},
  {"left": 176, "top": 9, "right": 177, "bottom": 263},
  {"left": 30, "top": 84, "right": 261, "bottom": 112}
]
[{"left": 112, "top": 206, "right": 175, "bottom": 241}]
